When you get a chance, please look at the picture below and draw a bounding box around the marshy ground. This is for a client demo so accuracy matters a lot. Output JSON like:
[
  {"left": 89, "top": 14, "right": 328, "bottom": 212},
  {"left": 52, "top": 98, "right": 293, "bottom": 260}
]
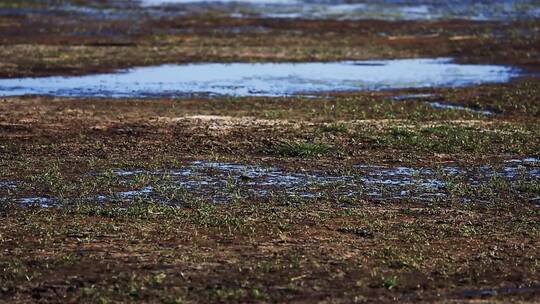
[{"left": 0, "top": 0, "right": 539, "bottom": 303}]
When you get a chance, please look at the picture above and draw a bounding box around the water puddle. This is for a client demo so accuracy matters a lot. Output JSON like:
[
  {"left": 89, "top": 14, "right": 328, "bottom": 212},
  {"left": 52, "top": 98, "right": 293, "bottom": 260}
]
[
  {"left": 139, "top": 0, "right": 540, "bottom": 21},
  {"left": 17, "top": 197, "right": 54, "bottom": 208},
  {"left": 392, "top": 94, "right": 493, "bottom": 115},
  {"left": 505, "top": 157, "right": 539, "bottom": 164},
  {"left": 0, "top": 181, "right": 16, "bottom": 189},
  {"left": 80, "top": 158, "right": 540, "bottom": 203},
  {"left": 483, "top": 158, "right": 540, "bottom": 179},
  {"left": 112, "top": 161, "right": 356, "bottom": 201},
  {"left": 459, "top": 285, "right": 540, "bottom": 298},
  {"left": 2, "top": 1, "right": 538, "bottom": 21},
  {"left": 0, "top": 4, "right": 134, "bottom": 19},
  {"left": 2, "top": 157, "right": 537, "bottom": 206},
  {"left": 0, "top": 58, "right": 519, "bottom": 98},
  {"left": 392, "top": 93, "right": 435, "bottom": 100},
  {"left": 428, "top": 102, "right": 493, "bottom": 115},
  {"left": 144, "top": 0, "right": 293, "bottom": 3}
]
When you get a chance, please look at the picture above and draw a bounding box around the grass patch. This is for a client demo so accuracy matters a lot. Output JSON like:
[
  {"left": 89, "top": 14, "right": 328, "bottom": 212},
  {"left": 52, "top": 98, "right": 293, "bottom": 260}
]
[
  {"left": 382, "top": 275, "right": 398, "bottom": 290},
  {"left": 320, "top": 123, "right": 348, "bottom": 133},
  {"left": 276, "top": 141, "right": 333, "bottom": 158},
  {"left": 361, "top": 123, "right": 537, "bottom": 154}
]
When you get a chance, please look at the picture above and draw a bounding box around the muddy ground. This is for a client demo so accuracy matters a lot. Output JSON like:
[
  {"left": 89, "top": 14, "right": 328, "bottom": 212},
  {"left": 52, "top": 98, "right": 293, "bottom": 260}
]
[{"left": 0, "top": 1, "right": 539, "bottom": 303}]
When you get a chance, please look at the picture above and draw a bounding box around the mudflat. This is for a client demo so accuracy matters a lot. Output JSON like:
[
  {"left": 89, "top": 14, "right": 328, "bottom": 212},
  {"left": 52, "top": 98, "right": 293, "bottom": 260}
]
[{"left": 0, "top": 1, "right": 539, "bottom": 303}]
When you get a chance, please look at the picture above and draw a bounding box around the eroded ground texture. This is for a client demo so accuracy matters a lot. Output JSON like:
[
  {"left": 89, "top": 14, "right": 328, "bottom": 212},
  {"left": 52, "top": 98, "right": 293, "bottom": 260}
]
[{"left": 0, "top": 0, "right": 539, "bottom": 303}]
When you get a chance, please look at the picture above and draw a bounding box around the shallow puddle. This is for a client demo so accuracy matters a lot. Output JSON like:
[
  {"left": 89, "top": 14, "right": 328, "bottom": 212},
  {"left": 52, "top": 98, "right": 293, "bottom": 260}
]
[
  {"left": 16, "top": 197, "right": 54, "bottom": 207},
  {"left": 392, "top": 94, "right": 493, "bottom": 115},
  {"left": 0, "top": 58, "right": 519, "bottom": 98},
  {"left": 460, "top": 285, "right": 540, "bottom": 298},
  {"left": 392, "top": 94, "right": 435, "bottom": 100},
  {"left": 428, "top": 102, "right": 493, "bottom": 115},
  {"left": 2, "top": 0, "right": 538, "bottom": 21},
  {"left": 144, "top": 0, "right": 293, "bottom": 3},
  {"left": 2, "top": 158, "right": 537, "bottom": 206},
  {"left": 89, "top": 158, "right": 540, "bottom": 203},
  {"left": 505, "top": 157, "right": 539, "bottom": 164},
  {"left": 0, "top": 181, "right": 16, "bottom": 189},
  {"left": 139, "top": 0, "right": 540, "bottom": 21}
]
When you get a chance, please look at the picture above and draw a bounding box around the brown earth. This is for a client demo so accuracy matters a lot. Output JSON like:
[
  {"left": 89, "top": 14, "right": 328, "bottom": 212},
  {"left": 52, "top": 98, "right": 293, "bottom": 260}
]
[{"left": 0, "top": 3, "right": 539, "bottom": 303}]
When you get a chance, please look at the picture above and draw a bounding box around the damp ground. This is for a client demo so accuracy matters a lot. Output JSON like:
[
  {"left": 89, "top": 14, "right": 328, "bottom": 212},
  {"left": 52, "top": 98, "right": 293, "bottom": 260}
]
[
  {"left": 4, "top": 158, "right": 539, "bottom": 207},
  {"left": 0, "top": 1, "right": 539, "bottom": 303},
  {"left": 1, "top": 6, "right": 539, "bottom": 79},
  {"left": 1, "top": 85, "right": 539, "bottom": 302}
]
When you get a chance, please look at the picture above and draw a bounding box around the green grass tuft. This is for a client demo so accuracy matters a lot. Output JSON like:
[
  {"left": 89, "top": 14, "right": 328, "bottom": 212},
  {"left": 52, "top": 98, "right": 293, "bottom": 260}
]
[{"left": 277, "top": 141, "right": 332, "bottom": 158}]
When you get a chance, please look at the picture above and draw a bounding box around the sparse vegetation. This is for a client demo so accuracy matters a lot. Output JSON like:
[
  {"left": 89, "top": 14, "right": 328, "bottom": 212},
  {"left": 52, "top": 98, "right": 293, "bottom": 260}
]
[
  {"left": 321, "top": 123, "right": 348, "bottom": 133},
  {"left": 382, "top": 276, "right": 398, "bottom": 290},
  {"left": 0, "top": 1, "right": 539, "bottom": 303},
  {"left": 277, "top": 141, "right": 333, "bottom": 157}
]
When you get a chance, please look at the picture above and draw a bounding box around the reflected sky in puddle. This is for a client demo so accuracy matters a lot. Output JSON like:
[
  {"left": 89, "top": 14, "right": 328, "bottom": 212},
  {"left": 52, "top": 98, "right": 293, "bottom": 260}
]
[
  {"left": 144, "top": 0, "right": 294, "bottom": 3},
  {"left": 1, "top": 0, "right": 537, "bottom": 21},
  {"left": 106, "top": 158, "right": 539, "bottom": 203},
  {"left": 392, "top": 94, "right": 494, "bottom": 115},
  {"left": 16, "top": 197, "right": 54, "bottom": 208},
  {"left": 104, "top": 161, "right": 450, "bottom": 201},
  {"left": 483, "top": 158, "right": 540, "bottom": 179},
  {"left": 428, "top": 102, "right": 493, "bottom": 115},
  {"left": 505, "top": 157, "right": 539, "bottom": 164},
  {"left": 392, "top": 93, "right": 435, "bottom": 100},
  {"left": 2, "top": 157, "right": 538, "bottom": 206},
  {"left": 0, "top": 58, "right": 519, "bottom": 98},
  {"left": 0, "top": 181, "right": 16, "bottom": 189},
  {"left": 139, "top": 0, "right": 540, "bottom": 21},
  {"left": 460, "top": 285, "right": 540, "bottom": 298}
]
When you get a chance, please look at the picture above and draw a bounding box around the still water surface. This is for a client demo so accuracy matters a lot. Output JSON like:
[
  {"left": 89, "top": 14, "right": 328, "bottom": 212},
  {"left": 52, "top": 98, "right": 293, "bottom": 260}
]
[
  {"left": 139, "top": 0, "right": 540, "bottom": 21},
  {"left": 0, "top": 58, "right": 519, "bottom": 97}
]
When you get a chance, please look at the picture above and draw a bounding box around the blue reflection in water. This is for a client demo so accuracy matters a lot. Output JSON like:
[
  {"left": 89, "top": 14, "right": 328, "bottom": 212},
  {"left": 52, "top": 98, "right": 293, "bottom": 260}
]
[
  {"left": 0, "top": 58, "right": 519, "bottom": 97},
  {"left": 139, "top": 0, "right": 540, "bottom": 21}
]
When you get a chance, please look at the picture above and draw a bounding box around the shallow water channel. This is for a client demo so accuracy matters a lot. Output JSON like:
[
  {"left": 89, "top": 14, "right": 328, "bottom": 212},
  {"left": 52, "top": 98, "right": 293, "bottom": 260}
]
[{"left": 0, "top": 58, "right": 519, "bottom": 98}]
